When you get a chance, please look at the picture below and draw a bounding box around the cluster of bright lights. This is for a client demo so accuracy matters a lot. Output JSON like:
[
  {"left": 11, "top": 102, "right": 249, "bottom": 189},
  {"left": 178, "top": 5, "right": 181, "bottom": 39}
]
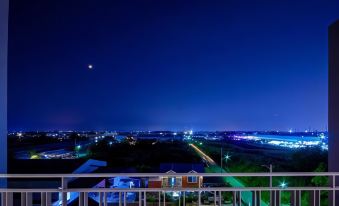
[
  {"left": 232, "top": 134, "right": 327, "bottom": 150},
  {"left": 233, "top": 135, "right": 260, "bottom": 141},
  {"left": 267, "top": 140, "right": 321, "bottom": 149},
  {"left": 184, "top": 130, "right": 193, "bottom": 135}
]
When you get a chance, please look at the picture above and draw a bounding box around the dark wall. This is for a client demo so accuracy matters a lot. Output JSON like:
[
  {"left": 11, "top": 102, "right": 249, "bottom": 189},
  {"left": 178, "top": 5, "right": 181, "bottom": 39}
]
[
  {"left": 0, "top": 0, "right": 9, "bottom": 177},
  {"left": 329, "top": 20, "right": 339, "bottom": 206},
  {"left": 329, "top": 20, "right": 339, "bottom": 173}
]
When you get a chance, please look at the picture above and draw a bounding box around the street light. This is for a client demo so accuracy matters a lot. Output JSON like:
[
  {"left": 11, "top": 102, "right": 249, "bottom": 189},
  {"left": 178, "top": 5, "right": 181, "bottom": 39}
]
[
  {"left": 224, "top": 153, "right": 231, "bottom": 163},
  {"left": 220, "top": 149, "right": 231, "bottom": 172},
  {"left": 279, "top": 181, "right": 288, "bottom": 188}
]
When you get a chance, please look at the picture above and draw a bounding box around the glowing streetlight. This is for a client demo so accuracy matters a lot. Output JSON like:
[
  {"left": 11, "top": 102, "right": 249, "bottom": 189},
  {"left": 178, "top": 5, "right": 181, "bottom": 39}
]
[
  {"left": 279, "top": 181, "right": 287, "bottom": 188},
  {"left": 76, "top": 145, "right": 81, "bottom": 150},
  {"left": 224, "top": 153, "right": 231, "bottom": 162}
]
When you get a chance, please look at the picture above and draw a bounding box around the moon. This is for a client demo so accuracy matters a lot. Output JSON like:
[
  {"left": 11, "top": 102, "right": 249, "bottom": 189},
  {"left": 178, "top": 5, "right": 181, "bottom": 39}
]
[{"left": 88, "top": 64, "right": 93, "bottom": 69}]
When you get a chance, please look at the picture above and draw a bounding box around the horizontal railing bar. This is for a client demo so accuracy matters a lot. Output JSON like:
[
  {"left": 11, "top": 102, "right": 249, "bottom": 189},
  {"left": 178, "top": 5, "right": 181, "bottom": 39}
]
[
  {"left": 0, "top": 172, "right": 337, "bottom": 178},
  {"left": 0, "top": 187, "right": 336, "bottom": 193}
]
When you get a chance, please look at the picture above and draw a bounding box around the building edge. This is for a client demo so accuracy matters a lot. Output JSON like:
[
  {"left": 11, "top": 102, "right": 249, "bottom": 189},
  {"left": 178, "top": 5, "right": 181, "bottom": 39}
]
[
  {"left": 0, "top": 0, "right": 8, "bottom": 182},
  {"left": 329, "top": 19, "right": 339, "bottom": 206}
]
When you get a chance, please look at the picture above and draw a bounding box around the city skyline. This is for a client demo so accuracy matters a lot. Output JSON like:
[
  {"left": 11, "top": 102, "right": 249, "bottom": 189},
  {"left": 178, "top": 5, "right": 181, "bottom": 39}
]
[{"left": 8, "top": 0, "right": 339, "bottom": 131}]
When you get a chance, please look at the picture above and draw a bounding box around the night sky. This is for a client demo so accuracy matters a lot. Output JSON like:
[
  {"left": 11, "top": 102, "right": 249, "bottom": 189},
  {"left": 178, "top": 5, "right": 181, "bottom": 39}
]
[{"left": 8, "top": 0, "right": 339, "bottom": 131}]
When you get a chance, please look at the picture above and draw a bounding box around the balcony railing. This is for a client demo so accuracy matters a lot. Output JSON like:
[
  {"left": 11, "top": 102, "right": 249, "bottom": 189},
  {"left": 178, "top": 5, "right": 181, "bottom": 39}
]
[{"left": 0, "top": 172, "right": 337, "bottom": 206}]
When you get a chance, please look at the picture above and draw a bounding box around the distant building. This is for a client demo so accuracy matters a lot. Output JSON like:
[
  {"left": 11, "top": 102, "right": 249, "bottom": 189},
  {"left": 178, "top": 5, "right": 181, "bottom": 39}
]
[
  {"left": 329, "top": 19, "right": 339, "bottom": 206},
  {"left": 148, "top": 163, "right": 204, "bottom": 189}
]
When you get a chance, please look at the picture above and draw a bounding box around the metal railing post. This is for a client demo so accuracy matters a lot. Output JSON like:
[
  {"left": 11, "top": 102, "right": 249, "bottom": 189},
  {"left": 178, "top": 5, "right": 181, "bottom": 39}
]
[
  {"left": 46, "top": 192, "right": 52, "bottom": 206},
  {"left": 276, "top": 190, "right": 281, "bottom": 206},
  {"left": 79, "top": 192, "right": 84, "bottom": 206},
  {"left": 258, "top": 191, "right": 261, "bottom": 206},
  {"left": 238, "top": 191, "right": 241, "bottom": 206},
  {"left": 61, "top": 177, "right": 67, "bottom": 206},
  {"left": 333, "top": 175, "right": 336, "bottom": 206},
  {"left": 26, "top": 192, "right": 32, "bottom": 206},
  {"left": 5, "top": 192, "right": 12, "bottom": 206},
  {"left": 312, "top": 190, "right": 321, "bottom": 206},
  {"left": 183, "top": 191, "right": 186, "bottom": 206},
  {"left": 252, "top": 191, "right": 256, "bottom": 206},
  {"left": 198, "top": 191, "right": 201, "bottom": 206},
  {"left": 119, "top": 192, "right": 122, "bottom": 206},
  {"left": 99, "top": 192, "right": 103, "bottom": 206},
  {"left": 1, "top": 192, "right": 5, "bottom": 206},
  {"left": 158, "top": 192, "right": 161, "bottom": 206},
  {"left": 163, "top": 192, "right": 165, "bottom": 206},
  {"left": 41, "top": 192, "right": 46, "bottom": 206},
  {"left": 318, "top": 190, "right": 321, "bottom": 206},
  {"left": 219, "top": 191, "right": 221, "bottom": 206},
  {"left": 214, "top": 191, "right": 217, "bottom": 206},
  {"left": 104, "top": 192, "right": 107, "bottom": 206},
  {"left": 143, "top": 191, "right": 146, "bottom": 206},
  {"left": 20, "top": 192, "right": 26, "bottom": 206},
  {"left": 124, "top": 192, "right": 127, "bottom": 206},
  {"left": 84, "top": 192, "right": 88, "bottom": 206},
  {"left": 139, "top": 192, "right": 142, "bottom": 206},
  {"left": 232, "top": 191, "right": 236, "bottom": 206},
  {"left": 179, "top": 192, "right": 181, "bottom": 206}
]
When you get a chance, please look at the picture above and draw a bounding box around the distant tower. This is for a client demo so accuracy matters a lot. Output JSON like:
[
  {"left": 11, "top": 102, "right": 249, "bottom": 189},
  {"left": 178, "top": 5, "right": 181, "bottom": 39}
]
[
  {"left": 329, "top": 20, "right": 339, "bottom": 205},
  {"left": 0, "top": 0, "right": 8, "bottom": 180}
]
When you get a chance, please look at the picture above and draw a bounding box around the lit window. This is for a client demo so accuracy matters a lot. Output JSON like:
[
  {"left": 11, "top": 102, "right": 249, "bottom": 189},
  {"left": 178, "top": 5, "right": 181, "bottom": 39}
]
[
  {"left": 168, "top": 177, "right": 176, "bottom": 187},
  {"left": 187, "top": 176, "right": 197, "bottom": 183}
]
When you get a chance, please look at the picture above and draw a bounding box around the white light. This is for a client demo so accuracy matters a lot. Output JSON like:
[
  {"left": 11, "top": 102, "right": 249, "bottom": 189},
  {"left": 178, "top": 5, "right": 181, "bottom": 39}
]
[
  {"left": 172, "top": 192, "right": 180, "bottom": 197},
  {"left": 280, "top": 181, "right": 287, "bottom": 188},
  {"left": 88, "top": 64, "right": 93, "bottom": 69}
]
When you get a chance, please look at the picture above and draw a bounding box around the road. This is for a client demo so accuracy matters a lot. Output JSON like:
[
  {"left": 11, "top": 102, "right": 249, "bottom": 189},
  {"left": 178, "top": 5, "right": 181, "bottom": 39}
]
[{"left": 189, "top": 143, "right": 268, "bottom": 206}]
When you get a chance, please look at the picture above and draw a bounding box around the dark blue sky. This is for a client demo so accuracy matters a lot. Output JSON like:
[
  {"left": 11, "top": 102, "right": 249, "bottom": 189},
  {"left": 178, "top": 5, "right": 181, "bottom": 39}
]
[{"left": 8, "top": 0, "right": 339, "bottom": 131}]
